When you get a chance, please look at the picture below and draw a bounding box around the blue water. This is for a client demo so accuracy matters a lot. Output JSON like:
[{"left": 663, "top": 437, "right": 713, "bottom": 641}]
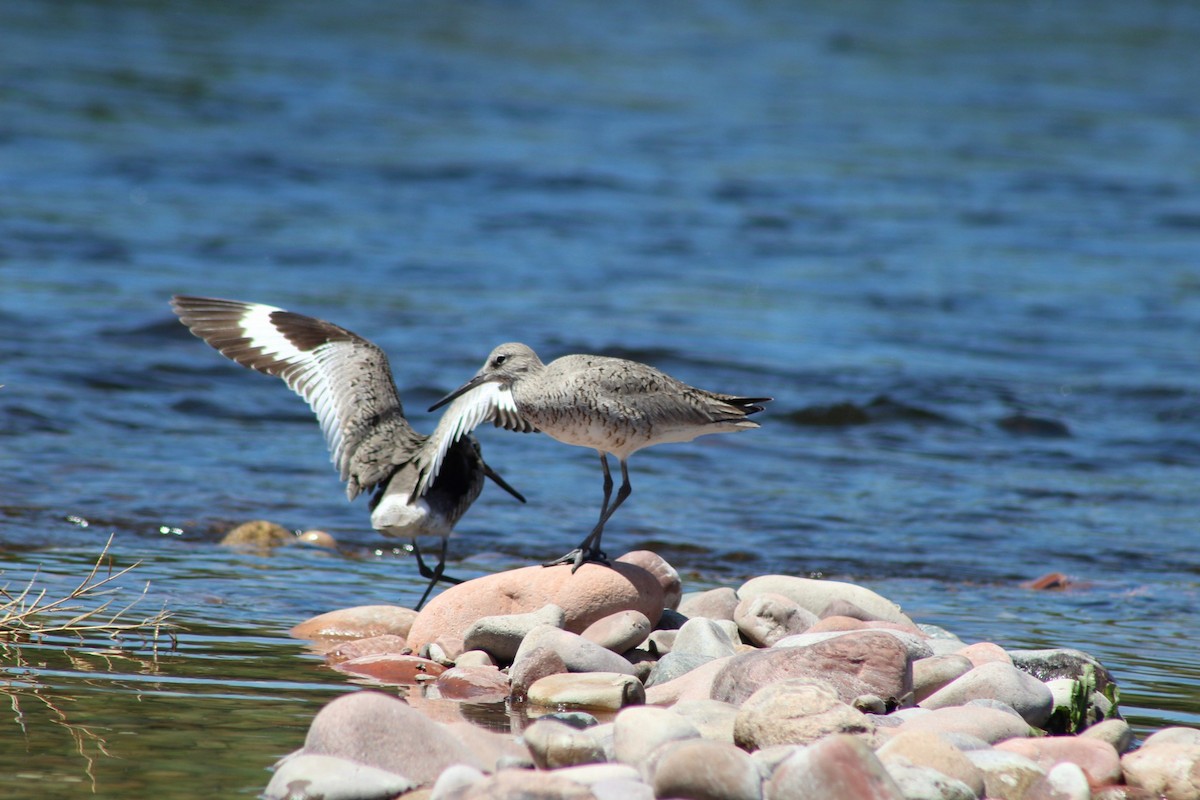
[{"left": 2, "top": 1, "right": 1199, "bottom": 795}]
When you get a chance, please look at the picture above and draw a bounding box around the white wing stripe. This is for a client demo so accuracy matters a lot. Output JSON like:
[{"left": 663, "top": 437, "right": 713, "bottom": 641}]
[{"left": 414, "top": 382, "right": 522, "bottom": 499}]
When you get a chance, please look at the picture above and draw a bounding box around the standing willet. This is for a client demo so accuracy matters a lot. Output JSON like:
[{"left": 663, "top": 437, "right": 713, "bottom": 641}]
[
  {"left": 425, "top": 343, "right": 770, "bottom": 570},
  {"left": 170, "top": 296, "right": 527, "bottom": 609}
]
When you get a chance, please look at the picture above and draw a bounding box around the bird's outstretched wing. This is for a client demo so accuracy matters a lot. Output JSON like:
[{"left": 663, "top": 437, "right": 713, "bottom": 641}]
[
  {"left": 171, "top": 295, "right": 421, "bottom": 499},
  {"left": 411, "top": 381, "right": 535, "bottom": 502}
]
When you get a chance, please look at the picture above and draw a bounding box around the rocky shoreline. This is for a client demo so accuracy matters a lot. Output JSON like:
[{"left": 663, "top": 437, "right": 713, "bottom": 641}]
[{"left": 265, "top": 550, "right": 1199, "bottom": 800}]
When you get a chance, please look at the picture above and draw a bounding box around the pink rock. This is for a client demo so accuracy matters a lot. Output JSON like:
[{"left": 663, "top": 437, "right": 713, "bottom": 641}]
[
  {"left": 997, "top": 736, "right": 1121, "bottom": 787},
  {"left": 958, "top": 641, "right": 1013, "bottom": 667},
  {"left": 876, "top": 730, "right": 984, "bottom": 796},
  {"left": 765, "top": 734, "right": 905, "bottom": 799},
  {"left": 896, "top": 705, "right": 1032, "bottom": 743},
  {"left": 461, "top": 768, "right": 597, "bottom": 799},
  {"left": 710, "top": 630, "right": 912, "bottom": 707},
  {"left": 1121, "top": 741, "right": 1200, "bottom": 799},
  {"left": 333, "top": 653, "right": 446, "bottom": 686},
  {"left": 290, "top": 605, "right": 417, "bottom": 641},
  {"left": 616, "top": 551, "right": 682, "bottom": 610},
  {"left": 734, "top": 679, "right": 877, "bottom": 750},
  {"left": 323, "top": 634, "right": 409, "bottom": 665},
  {"left": 581, "top": 609, "right": 652, "bottom": 653},
  {"left": 435, "top": 665, "right": 511, "bottom": 702},
  {"left": 643, "top": 656, "right": 733, "bottom": 706},
  {"left": 406, "top": 560, "right": 664, "bottom": 653},
  {"left": 302, "top": 690, "right": 482, "bottom": 785}
]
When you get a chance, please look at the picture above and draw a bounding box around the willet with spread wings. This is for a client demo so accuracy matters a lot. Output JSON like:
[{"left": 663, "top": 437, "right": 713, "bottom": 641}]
[
  {"left": 171, "top": 296, "right": 526, "bottom": 609},
  {"left": 425, "top": 342, "right": 770, "bottom": 570}
]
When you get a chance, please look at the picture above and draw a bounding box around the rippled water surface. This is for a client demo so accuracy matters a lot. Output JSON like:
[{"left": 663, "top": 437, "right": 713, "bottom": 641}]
[{"left": 3, "top": 0, "right": 1199, "bottom": 796}]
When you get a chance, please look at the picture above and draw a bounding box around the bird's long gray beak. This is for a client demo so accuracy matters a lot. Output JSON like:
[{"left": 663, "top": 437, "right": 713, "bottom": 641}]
[
  {"left": 481, "top": 461, "right": 526, "bottom": 503},
  {"left": 428, "top": 373, "right": 490, "bottom": 412}
]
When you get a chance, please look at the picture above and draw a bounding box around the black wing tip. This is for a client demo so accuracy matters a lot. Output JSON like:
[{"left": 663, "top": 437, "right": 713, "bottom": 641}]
[{"left": 736, "top": 396, "right": 772, "bottom": 415}]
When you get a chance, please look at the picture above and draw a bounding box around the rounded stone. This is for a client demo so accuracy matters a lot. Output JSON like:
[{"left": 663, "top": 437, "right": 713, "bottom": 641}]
[
  {"left": 896, "top": 705, "right": 1033, "bottom": 743},
  {"left": 919, "top": 661, "right": 1054, "bottom": 728},
  {"left": 957, "top": 642, "right": 1013, "bottom": 667},
  {"left": 876, "top": 730, "right": 985, "bottom": 795},
  {"left": 734, "top": 678, "right": 876, "bottom": 751},
  {"left": 612, "top": 705, "right": 701, "bottom": 765},
  {"left": 712, "top": 630, "right": 912, "bottom": 708},
  {"left": 407, "top": 560, "right": 664, "bottom": 653},
  {"left": 738, "top": 575, "right": 914, "bottom": 626},
  {"left": 221, "top": 519, "right": 293, "bottom": 549},
  {"left": 1080, "top": 718, "right": 1133, "bottom": 754},
  {"left": 509, "top": 645, "right": 568, "bottom": 701},
  {"left": 333, "top": 653, "right": 446, "bottom": 686},
  {"left": 912, "top": 654, "right": 974, "bottom": 703},
  {"left": 650, "top": 739, "right": 763, "bottom": 800},
  {"left": 884, "top": 759, "right": 978, "bottom": 800},
  {"left": 323, "top": 634, "right": 409, "bottom": 665},
  {"left": 734, "top": 592, "right": 817, "bottom": 647},
  {"left": 678, "top": 587, "right": 740, "bottom": 621},
  {"left": 459, "top": 768, "right": 598, "bottom": 799},
  {"left": 996, "top": 736, "right": 1122, "bottom": 787},
  {"left": 1024, "top": 761, "right": 1093, "bottom": 800},
  {"left": 616, "top": 550, "right": 682, "bottom": 610},
  {"left": 581, "top": 609, "right": 653, "bottom": 654},
  {"left": 290, "top": 605, "right": 418, "bottom": 641},
  {"left": 434, "top": 665, "right": 510, "bottom": 702},
  {"left": 965, "top": 749, "right": 1047, "bottom": 799},
  {"left": 264, "top": 753, "right": 416, "bottom": 800},
  {"left": 672, "top": 617, "right": 739, "bottom": 659},
  {"left": 527, "top": 671, "right": 646, "bottom": 711},
  {"left": 1121, "top": 741, "right": 1200, "bottom": 800},
  {"left": 301, "top": 690, "right": 483, "bottom": 784},
  {"left": 513, "top": 625, "right": 638, "bottom": 676},
  {"left": 764, "top": 734, "right": 904, "bottom": 800},
  {"left": 523, "top": 718, "right": 607, "bottom": 769},
  {"left": 462, "top": 603, "right": 566, "bottom": 663},
  {"left": 671, "top": 699, "right": 741, "bottom": 744}
]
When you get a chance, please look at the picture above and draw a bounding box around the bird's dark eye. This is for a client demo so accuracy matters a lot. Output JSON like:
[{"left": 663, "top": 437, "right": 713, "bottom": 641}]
[{"left": 492, "top": 354, "right": 508, "bottom": 367}]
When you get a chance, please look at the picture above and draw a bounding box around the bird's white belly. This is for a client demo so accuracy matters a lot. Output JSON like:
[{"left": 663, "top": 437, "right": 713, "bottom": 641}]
[{"left": 370, "top": 495, "right": 453, "bottom": 539}]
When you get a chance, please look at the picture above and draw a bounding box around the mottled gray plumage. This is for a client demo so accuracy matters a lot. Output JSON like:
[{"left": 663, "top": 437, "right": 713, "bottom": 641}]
[
  {"left": 170, "top": 296, "right": 524, "bottom": 607},
  {"left": 427, "top": 342, "right": 770, "bottom": 569}
]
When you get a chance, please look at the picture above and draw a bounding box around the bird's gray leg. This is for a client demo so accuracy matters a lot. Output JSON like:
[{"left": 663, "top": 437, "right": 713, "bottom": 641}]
[
  {"left": 413, "top": 538, "right": 464, "bottom": 611},
  {"left": 545, "top": 455, "right": 631, "bottom": 572}
]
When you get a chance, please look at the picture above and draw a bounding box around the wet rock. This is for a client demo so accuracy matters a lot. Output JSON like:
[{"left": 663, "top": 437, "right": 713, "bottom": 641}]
[
  {"left": 996, "top": 736, "right": 1122, "bottom": 787},
  {"left": 523, "top": 718, "right": 607, "bottom": 770},
  {"left": 434, "top": 665, "right": 510, "bottom": 702},
  {"left": 407, "top": 560, "right": 663, "bottom": 653},
  {"left": 616, "top": 550, "right": 682, "bottom": 610},
  {"left": 512, "top": 625, "right": 637, "bottom": 676},
  {"left": 580, "top": 609, "right": 652, "bottom": 654},
  {"left": 222, "top": 519, "right": 294, "bottom": 550},
  {"left": 883, "top": 759, "right": 977, "bottom": 800},
  {"left": 912, "top": 654, "right": 974, "bottom": 703},
  {"left": 527, "top": 671, "right": 646, "bottom": 711},
  {"left": 462, "top": 603, "right": 566, "bottom": 663},
  {"left": 712, "top": 630, "right": 912, "bottom": 707},
  {"left": 965, "top": 749, "right": 1046, "bottom": 799},
  {"left": 264, "top": 753, "right": 416, "bottom": 800},
  {"left": 612, "top": 705, "right": 701, "bottom": 765},
  {"left": 297, "top": 529, "right": 337, "bottom": 548},
  {"left": 1024, "top": 761, "right": 1094, "bottom": 800},
  {"left": 1121, "top": 739, "right": 1200, "bottom": 800},
  {"left": 649, "top": 739, "right": 763, "bottom": 800},
  {"left": 301, "top": 690, "right": 483, "bottom": 784},
  {"left": 764, "top": 734, "right": 905, "bottom": 800},
  {"left": 333, "top": 653, "right": 446, "bottom": 686},
  {"left": 291, "top": 605, "right": 418, "bottom": 642},
  {"left": 739, "top": 575, "right": 914, "bottom": 626},
  {"left": 919, "top": 661, "right": 1054, "bottom": 728},
  {"left": 734, "top": 678, "right": 877, "bottom": 751},
  {"left": 876, "top": 730, "right": 984, "bottom": 796},
  {"left": 323, "top": 634, "right": 409, "bottom": 665},
  {"left": 678, "top": 587, "right": 740, "bottom": 620},
  {"left": 896, "top": 705, "right": 1033, "bottom": 743},
  {"left": 734, "top": 592, "right": 817, "bottom": 647}
]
